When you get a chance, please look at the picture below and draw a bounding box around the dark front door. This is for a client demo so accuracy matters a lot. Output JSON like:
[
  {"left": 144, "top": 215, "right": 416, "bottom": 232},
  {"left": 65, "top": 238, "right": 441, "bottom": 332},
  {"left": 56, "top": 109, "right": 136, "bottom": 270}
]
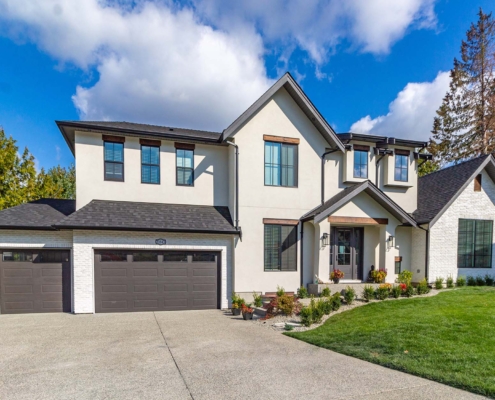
[
  {"left": 94, "top": 250, "right": 220, "bottom": 313},
  {"left": 330, "top": 228, "right": 364, "bottom": 280}
]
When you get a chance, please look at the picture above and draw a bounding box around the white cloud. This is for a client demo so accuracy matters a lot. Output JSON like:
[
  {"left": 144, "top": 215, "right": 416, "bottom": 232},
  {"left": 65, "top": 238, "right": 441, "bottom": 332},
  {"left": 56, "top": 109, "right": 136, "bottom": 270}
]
[
  {"left": 350, "top": 71, "right": 450, "bottom": 141},
  {"left": 193, "top": 0, "right": 438, "bottom": 63},
  {"left": 0, "top": 0, "right": 439, "bottom": 129},
  {"left": 0, "top": 0, "right": 272, "bottom": 130}
]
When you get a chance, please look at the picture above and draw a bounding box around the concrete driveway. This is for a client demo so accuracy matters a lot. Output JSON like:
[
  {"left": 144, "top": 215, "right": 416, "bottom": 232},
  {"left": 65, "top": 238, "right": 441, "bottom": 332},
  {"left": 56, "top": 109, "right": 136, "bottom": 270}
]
[{"left": 0, "top": 311, "right": 484, "bottom": 400}]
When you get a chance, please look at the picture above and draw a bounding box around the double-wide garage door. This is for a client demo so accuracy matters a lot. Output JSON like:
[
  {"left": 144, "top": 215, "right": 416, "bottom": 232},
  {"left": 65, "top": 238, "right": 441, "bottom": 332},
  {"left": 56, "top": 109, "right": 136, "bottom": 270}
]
[
  {"left": 0, "top": 250, "right": 71, "bottom": 314},
  {"left": 94, "top": 250, "right": 220, "bottom": 313}
]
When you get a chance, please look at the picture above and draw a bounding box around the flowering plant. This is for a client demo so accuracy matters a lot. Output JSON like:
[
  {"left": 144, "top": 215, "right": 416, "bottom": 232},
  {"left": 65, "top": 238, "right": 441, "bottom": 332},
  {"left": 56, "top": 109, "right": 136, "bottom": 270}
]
[
  {"left": 379, "top": 283, "right": 392, "bottom": 290},
  {"left": 399, "top": 283, "right": 407, "bottom": 292},
  {"left": 371, "top": 268, "right": 387, "bottom": 283},
  {"left": 241, "top": 303, "right": 254, "bottom": 314},
  {"left": 330, "top": 269, "right": 345, "bottom": 280}
]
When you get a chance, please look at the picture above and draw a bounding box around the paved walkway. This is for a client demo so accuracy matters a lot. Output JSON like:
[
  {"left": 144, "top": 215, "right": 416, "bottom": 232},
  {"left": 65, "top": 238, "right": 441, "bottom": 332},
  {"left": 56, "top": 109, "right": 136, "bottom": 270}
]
[{"left": 0, "top": 310, "right": 485, "bottom": 399}]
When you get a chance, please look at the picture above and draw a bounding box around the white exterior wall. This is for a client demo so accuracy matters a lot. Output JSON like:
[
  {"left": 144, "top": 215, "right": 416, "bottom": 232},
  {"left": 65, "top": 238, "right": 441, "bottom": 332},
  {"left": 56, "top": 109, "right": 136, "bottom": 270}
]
[
  {"left": 75, "top": 131, "right": 229, "bottom": 210},
  {"left": 411, "top": 227, "right": 427, "bottom": 282},
  {"left": 429, "top": 170, "right": 495, "bottom": 282},
  {"left": 72, "top": 230, "right": 233, "bottom": 313},
  {"left": 0, "top": 230, "right": 73, "bottom": 248},
  {"left": 232, "top": 88, "right": 328, "bottom": 293}
]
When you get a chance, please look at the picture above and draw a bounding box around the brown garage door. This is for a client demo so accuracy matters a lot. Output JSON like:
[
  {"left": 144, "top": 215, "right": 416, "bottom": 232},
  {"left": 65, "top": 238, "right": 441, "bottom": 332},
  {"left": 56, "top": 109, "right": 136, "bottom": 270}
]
[
  {"left": 94, "top": 250, "right": 220, "bottom": 313},
  {"left": 0, "top": 250, "right": 71, "bottom": 314}
]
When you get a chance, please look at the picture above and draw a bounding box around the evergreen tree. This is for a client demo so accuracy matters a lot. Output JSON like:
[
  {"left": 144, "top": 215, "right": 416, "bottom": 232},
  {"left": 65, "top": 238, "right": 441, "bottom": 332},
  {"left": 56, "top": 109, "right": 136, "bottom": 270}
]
[
  {"left": 0, "top": 128, "right": 76, "bottom": 210},
  {"left": 430, "top": 9, "right": 495, "bottom": 165}
]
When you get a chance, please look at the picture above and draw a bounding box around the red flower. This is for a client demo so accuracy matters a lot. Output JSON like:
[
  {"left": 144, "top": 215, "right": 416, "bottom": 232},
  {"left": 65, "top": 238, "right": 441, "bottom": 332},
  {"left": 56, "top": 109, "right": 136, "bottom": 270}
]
[{"left": 399, "top": 283, "right": 407, "bottom": 291}]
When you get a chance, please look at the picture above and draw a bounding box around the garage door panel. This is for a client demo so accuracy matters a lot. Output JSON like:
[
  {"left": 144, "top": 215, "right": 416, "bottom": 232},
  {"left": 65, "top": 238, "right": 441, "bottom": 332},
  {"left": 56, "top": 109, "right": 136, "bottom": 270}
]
[
  {"left": 95, "top": 250, "right": 219, "bottom": 313},
  {"left": 163, "top": 268, "right": 188, "bottom": 277},
  {"left": 0, "top": 250, "right": 71, "bottom": 314}
]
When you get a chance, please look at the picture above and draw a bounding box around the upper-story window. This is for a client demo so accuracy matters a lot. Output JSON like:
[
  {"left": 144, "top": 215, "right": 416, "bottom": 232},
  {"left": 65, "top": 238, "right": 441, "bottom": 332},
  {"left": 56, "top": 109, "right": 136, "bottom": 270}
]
[
  {"left": 175, "top": 143, "right": 194, "bottom": 186},
  {"left": 394, "top": 150, "right": 409, "bottom": 182},
  {"left": 104, "top": 138, "right": 124, "bottom": 182},
  {"left": 264, "top": 140, "right": 298, "bottom": 187},
  {"left": 141, "top": 144, "right": 160, "bottom": 184},
  {"left": 353, "top": 146, "right": 369, "bottom": 179}
]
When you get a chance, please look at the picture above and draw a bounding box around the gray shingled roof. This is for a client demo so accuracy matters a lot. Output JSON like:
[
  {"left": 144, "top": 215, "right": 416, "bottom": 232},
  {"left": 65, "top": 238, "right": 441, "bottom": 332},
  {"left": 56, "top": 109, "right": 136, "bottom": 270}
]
[
  {"left": 302, "top": 180, "right": 417, "bottom": 226},
  {"left": 414, "top": 155, "right": 494, "bottom": 224},
  {"left": 301, "top": 182, "right": 367, "bottom": 220},
  {"left": 0, "top": 199, "right": 75, "bottom": 230},
  {"left": 54, "top": 200, "right": 238, "bottom": 234}
]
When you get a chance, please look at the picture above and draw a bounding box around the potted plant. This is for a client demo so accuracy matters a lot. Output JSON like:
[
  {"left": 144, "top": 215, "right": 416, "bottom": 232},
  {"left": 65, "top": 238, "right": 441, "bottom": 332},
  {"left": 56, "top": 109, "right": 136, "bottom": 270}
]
[
  {"left": 330, "top": 269, "right": 344, "bottom": 283},
  {"left": 231, "top": 292, "right": 244, "bottom": 315},
  {"left": 241, "top": 304, "right": 254, "bottom": 320},
  {"left": 371, "top": 268, "right": 387, "bottom": 283}
]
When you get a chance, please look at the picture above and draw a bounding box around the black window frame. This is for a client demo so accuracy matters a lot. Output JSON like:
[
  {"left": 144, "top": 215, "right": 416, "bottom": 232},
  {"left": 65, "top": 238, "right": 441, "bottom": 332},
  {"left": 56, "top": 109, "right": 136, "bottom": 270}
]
[
  {"left": 353, "top": 149, "right": 368, "bottom": 179},
  {"left": 394, "top": 154, "right": 409, "bottom": 182},
  {"left": 264, "top": 224, "right": 298, "bottom": 272},
  {"left": 104, "top": 141, "right": 125, "bottom": 182},
  {"left": 457, "top": 219, "right": 493, "bottom": 269},
  {"left": 141, "top": 144, "right": 160, "bottom": 185},
  {"left": 176, "top": 148, "right": 194, "bottom": 187},
  {"left": 264, "top": 141, "right": 298, "bottom": 188}
]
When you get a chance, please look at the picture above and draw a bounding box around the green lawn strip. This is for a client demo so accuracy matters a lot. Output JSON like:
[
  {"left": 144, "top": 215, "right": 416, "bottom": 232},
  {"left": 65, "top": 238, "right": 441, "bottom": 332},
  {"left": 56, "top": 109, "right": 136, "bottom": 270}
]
[{"left": 286, "top": 288, "right": 495, "bottom": 397}]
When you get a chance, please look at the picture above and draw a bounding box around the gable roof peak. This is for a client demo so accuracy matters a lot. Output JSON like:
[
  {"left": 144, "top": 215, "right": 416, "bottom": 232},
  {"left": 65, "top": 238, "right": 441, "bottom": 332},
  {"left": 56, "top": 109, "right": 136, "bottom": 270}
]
[{"left": 222, "top": 71, "right": 345, "bottom": 151}]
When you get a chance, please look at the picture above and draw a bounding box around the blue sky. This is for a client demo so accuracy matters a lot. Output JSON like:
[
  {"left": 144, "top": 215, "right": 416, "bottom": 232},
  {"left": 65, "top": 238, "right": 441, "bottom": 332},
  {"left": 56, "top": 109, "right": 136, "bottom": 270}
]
[{"left": 0, "top": 0, "right": 492, "bottom": 170}]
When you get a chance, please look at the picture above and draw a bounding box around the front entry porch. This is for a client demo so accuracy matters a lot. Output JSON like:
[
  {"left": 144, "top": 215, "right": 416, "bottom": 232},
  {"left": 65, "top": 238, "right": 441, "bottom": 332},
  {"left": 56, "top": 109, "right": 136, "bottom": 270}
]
[{"left": 330, "top": 226, "right": 364, "bottom": 281}]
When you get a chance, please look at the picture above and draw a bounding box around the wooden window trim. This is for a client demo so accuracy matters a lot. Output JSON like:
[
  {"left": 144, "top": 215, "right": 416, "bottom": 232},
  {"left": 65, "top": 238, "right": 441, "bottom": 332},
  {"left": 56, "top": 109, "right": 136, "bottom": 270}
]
[
  {"left": 395, "top": 149, "right": 410, "bottom": 156},
  {"left": 474, "top": 174, "right": 482, "bottom": 192},
  {"left": 263, "top": 218, "right": 299, "bottom": 226},
  {"left": 174, "top": 142, "right": 196, "bottom": 150},
  {"left": 353, "top": 144, "right": 370, "bottom": 151},
  {"left": 328, "top": 216, "right": 388, "bottom": 225},
  {"left": 263, "top": 135, "right": 300, "bottom": 145},
  {"left": 140, "top": 138, "right": 161, "bottom": 147},
  {"left": 395, "top": 256, "right": 403, "bottom": 262},
  {"left": 102, "top": 134, "right": 125, "bottom": 143}
]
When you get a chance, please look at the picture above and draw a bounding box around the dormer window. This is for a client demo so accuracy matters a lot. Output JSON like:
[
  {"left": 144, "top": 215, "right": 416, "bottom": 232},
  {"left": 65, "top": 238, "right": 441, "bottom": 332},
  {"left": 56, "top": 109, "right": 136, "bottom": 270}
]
[
  {"left": 394, "top": 150, "right": 410, "bottom": 182},
  {"left": 353, "top": 145, "right": 369, "bottom": 179}
]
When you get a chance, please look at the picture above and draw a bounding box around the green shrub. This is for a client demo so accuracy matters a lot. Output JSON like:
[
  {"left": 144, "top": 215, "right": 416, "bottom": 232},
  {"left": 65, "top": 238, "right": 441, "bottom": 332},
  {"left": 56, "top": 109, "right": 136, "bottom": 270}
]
[
  {"left": 321, "top": 287, "right": 331, "bottom": 297},
  {"left": 391, "top": 285, "right": 402, "bottom": 298},
  {"left": 404, "top": 284, "right": 415, "bottom": 298},
  {"left": 311, "top": 298, "right": 324, "bottom": 324},
  {"left": 231, "top": 292, "right": 245, "bottom": 307},
  {"left": 416, "top": 279, "right": 430, "bottom": 295},
  {"left": 299, "top": 306, "right": 313, "bottom": 327},
  {"left": 363, "top": 285, "right": 375, "bottom": 302},
  {"left": 485, "top": 275, "right": 494, "bottom": 286},
  {"left": 252, "top": 292, "right": 263, "bottom": 307},
  {"left": 397, "top": 270, "right": 413, "bottom": 286},
  {"left": 435, "top": 277, "right": 444, "bottom": 289},
  {"left": 331, "top": 292, "right": 341, "bottom": 311},
  {"left": 343, "top": 286, "right": 356, "bottom": 305},
  {"left": 456, "top": 276, "right": 466, "bottom": 287},
  {"left": 318, "top": 298, "right": 332, "bottom": 315},
  {"left": 284, "top": 323, "right": 294, "bottom": 331},
  {"left": 297, "top": 286, "right": 308, "bottom": 299},
  {"left": 277, "top": 294, "right": 296, "bottom": 316},
  {"left": 375, "top": 285, "right": 390, "bottom": 300},
  {"left": 446, "top": 276, "right": 454, "bottom": 288},
  {"left": 476, "top": 276, "right": 485, "bottom": 286},
  {"left": 467, "top": 276, "right": 476, "bottom": 286},
  {"left": 276, "top": 285, "right": 285, "bottom": 297}
]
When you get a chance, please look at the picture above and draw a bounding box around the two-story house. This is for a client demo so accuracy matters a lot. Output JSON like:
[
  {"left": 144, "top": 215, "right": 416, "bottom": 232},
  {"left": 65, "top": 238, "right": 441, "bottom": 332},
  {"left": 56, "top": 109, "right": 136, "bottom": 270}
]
[{"left": 1, "top": 72, "right": 494, "bottom": 315}]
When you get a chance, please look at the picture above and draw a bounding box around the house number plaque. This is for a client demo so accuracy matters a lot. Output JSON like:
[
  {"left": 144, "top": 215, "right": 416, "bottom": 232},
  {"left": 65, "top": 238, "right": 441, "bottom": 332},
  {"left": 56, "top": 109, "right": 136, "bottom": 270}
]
[{"left": 155, "top": 238, "right": 167, "bottom": 245}]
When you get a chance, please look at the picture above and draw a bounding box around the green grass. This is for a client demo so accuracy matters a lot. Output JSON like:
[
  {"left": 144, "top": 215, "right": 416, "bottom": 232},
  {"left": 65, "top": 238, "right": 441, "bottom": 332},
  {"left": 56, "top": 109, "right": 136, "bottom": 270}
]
[{"left": 286, "top": 288, "right": 495, "bottom": 397}]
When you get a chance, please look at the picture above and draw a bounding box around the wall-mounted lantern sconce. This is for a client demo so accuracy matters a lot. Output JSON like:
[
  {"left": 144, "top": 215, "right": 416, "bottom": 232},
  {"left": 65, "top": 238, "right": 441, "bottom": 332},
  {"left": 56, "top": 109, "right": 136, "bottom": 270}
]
[
  {"left": 387, "top": 235, "right": 395, "bottom": 249},
  {"left": 321, "top": 233, "right": 330, "bottom": 247}
]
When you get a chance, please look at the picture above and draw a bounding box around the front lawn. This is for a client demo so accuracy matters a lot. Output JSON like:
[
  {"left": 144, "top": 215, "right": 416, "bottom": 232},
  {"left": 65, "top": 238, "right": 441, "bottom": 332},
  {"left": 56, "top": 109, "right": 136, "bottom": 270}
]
[{"left": 286, "top": 287, "right": 495, "bottom": 397}]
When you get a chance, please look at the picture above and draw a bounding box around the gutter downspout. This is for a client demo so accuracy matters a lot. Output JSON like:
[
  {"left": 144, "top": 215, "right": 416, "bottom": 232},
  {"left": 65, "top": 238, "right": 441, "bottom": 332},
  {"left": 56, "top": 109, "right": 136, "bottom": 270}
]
[
  {"left": 226, "top": 139, "right": 240, "bottom": 236},
  {"left": 321, "top": 148, "right": 340, "bottom": 204},
  {"left": 300, "top": 222, "right": 304, "bottom": 287},
  {"left": 418, "top": 225, "right": 429, "bottom": 282},
  {"left": 375, "top": 154, "right": 386, "bottom": 187}
]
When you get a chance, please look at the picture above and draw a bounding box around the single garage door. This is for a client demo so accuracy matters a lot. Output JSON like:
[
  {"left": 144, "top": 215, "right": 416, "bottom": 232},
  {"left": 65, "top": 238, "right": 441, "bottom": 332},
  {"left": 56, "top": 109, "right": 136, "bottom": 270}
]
[
  {"left": 0, "top": 250, "right": 71, "bottom": 314},
  {"left": 94, "top": 250, "right": 220, "bottom": 313}
]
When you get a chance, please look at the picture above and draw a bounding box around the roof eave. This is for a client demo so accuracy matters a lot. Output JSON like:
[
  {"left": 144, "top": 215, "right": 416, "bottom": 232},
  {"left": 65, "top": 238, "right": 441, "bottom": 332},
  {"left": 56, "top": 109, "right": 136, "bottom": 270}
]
[{"left": 52, "top": 225, "right": 240, "bottom": 235}]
